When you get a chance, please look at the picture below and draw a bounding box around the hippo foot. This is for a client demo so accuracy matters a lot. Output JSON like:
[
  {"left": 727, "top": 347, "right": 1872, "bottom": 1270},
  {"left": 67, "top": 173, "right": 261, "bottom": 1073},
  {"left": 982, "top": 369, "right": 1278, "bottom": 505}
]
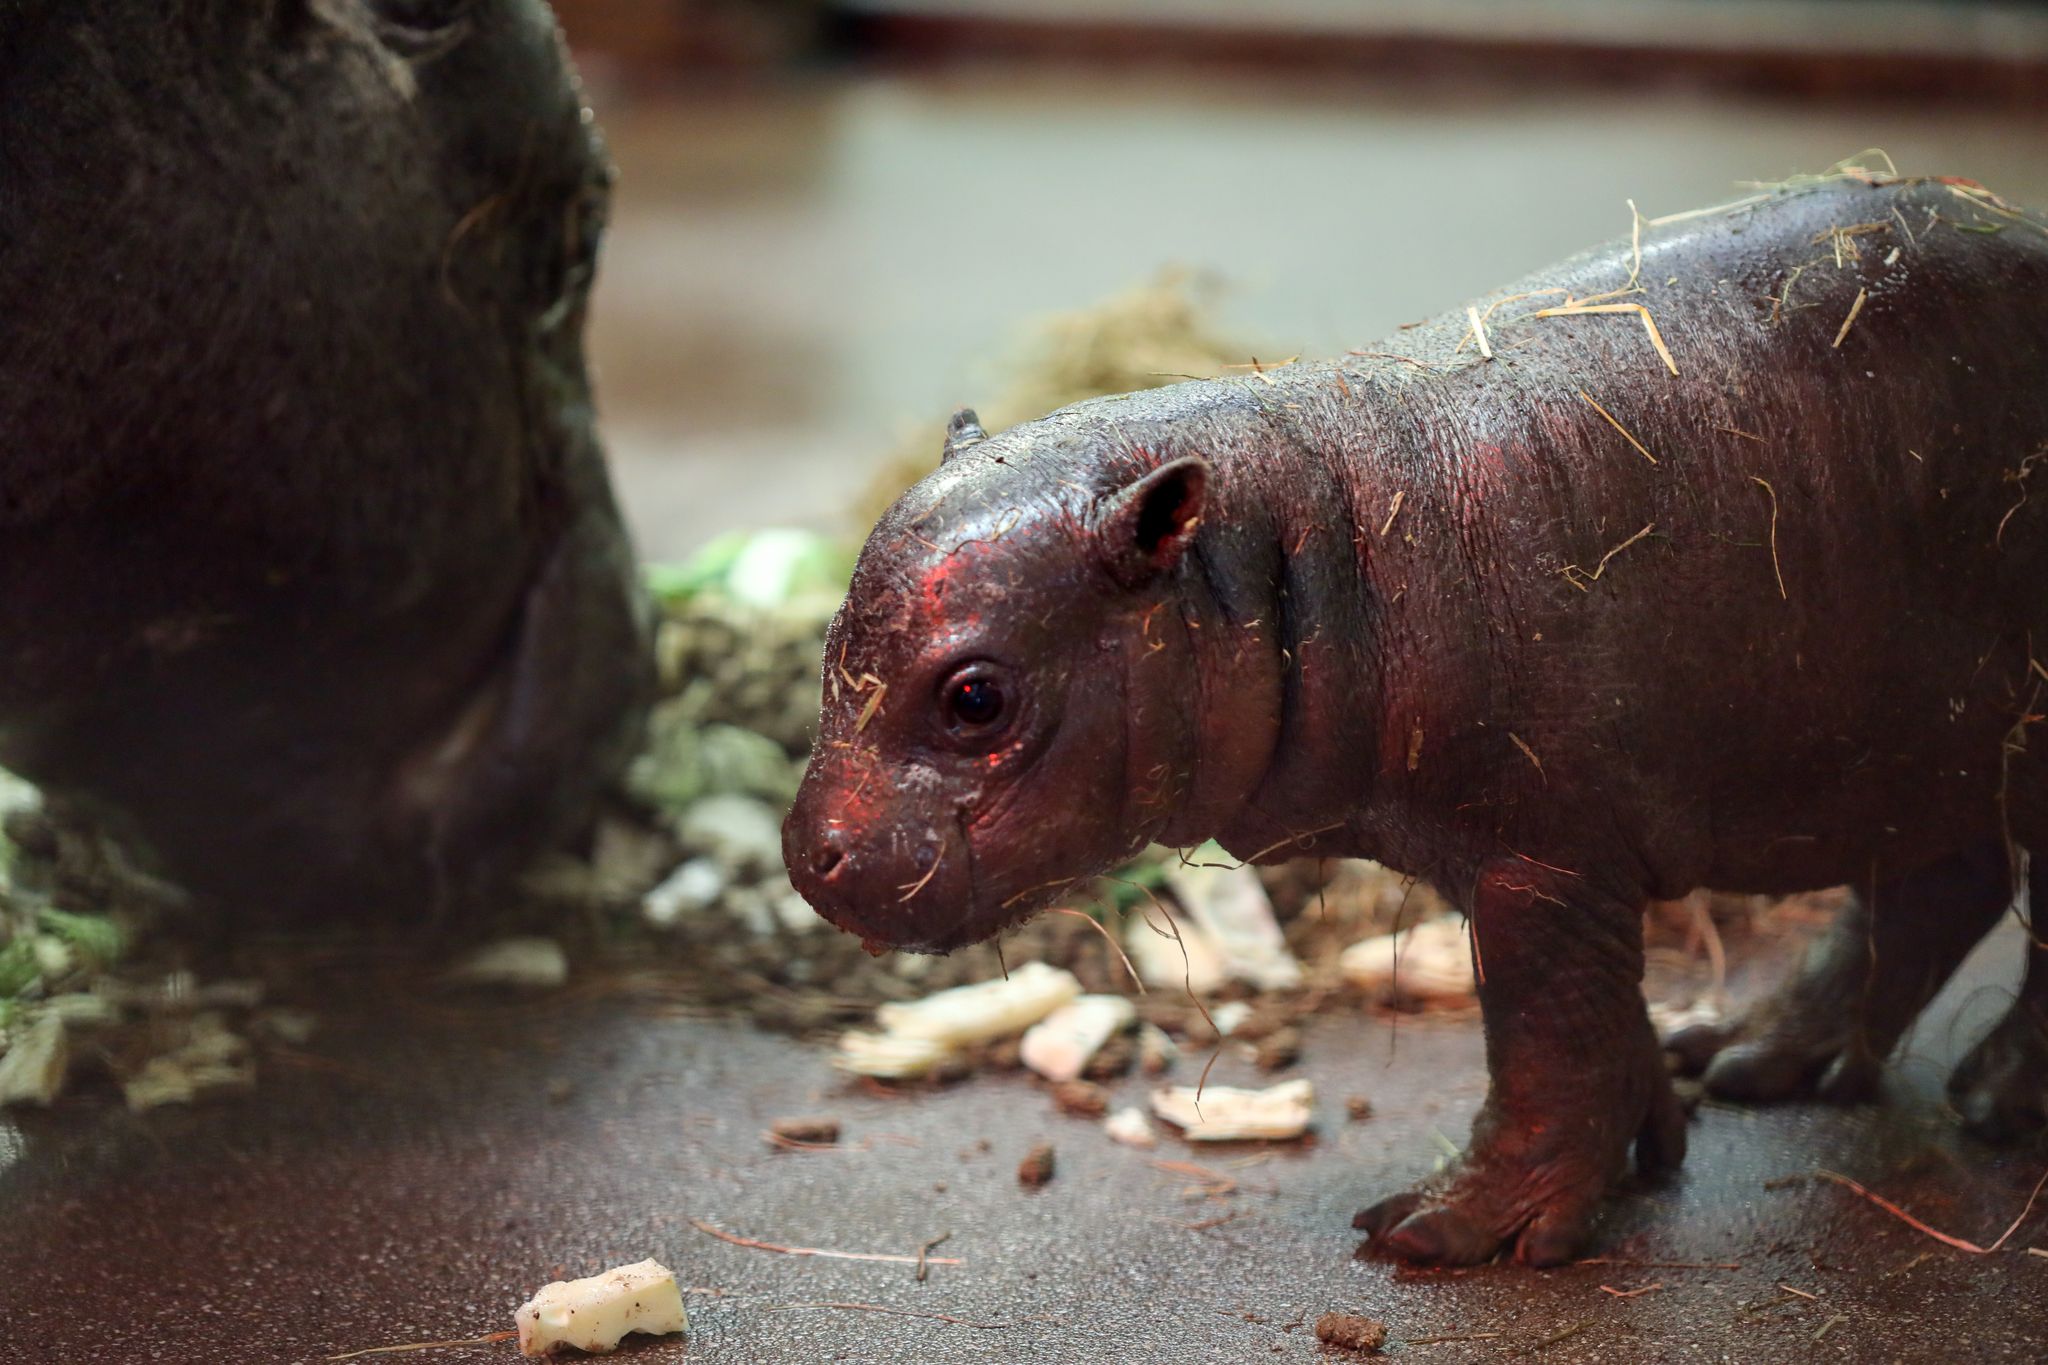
[
  {"left": 1664, "top": 894, "right": 1894, "bottom": 1104},
  {"left": 1354, "top": 1056, "right": 1687, "bottom": 1267},
  {"left": 1668, "top": 852, "right": 2023, "bottom": 1107},
  {"left": 1664, "top": 996, "right": 1879, "bottom": 1106},
  {"left": 1948, "top": 1002, "right": 2048, "bottom": 1143}
]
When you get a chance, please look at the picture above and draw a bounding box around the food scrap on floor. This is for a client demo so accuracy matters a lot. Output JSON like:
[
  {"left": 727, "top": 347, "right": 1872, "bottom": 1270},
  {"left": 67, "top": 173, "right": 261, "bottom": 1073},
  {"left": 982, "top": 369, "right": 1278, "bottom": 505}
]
[{"left": 514, "top": 1258, "right": 687, "bottom": 1358}]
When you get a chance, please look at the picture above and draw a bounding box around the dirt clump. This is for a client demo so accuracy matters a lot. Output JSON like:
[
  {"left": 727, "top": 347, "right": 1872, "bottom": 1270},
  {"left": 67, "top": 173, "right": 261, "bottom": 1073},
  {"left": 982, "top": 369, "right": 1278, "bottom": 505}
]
[
  {"left": 1314, "top": 1311, "right": 1388, "bottom": 1354},
  {"left": 1016, "top": 1141, "right": 1057, "bottom": 1187}
]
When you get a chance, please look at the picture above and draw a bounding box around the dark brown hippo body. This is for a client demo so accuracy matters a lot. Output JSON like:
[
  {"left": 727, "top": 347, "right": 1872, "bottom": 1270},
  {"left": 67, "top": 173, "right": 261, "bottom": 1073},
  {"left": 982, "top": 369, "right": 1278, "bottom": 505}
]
[
  {"left": 0, "top": 0, "right": 649, "bottom": 914},
  {"left": 786, "top": 172, "right": 2048, "bottom": 1264}
]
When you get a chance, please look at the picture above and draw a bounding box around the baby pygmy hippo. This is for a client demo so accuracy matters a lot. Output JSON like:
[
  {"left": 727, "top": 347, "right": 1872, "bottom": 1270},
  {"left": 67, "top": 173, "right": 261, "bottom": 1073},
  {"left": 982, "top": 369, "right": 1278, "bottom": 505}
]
[{"left": 787, "top": 171, "right": 2048, "bottom": 1264}]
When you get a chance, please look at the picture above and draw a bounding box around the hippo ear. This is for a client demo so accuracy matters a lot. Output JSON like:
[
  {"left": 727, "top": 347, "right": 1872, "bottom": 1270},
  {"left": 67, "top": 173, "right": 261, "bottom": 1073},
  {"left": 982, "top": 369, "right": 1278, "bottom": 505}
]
[
  {"left": 1094, "top": 456, "right": 1209, "bottom": 587},
  {"left": 940, "top": 408, "right": 988, "bottom": 464}
]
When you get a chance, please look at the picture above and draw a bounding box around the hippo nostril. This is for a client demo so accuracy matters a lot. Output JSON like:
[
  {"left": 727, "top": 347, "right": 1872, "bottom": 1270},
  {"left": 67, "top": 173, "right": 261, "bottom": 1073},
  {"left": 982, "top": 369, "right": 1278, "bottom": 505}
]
[{"left": 810, "top": 830, "right": 847, "bottom": 880}]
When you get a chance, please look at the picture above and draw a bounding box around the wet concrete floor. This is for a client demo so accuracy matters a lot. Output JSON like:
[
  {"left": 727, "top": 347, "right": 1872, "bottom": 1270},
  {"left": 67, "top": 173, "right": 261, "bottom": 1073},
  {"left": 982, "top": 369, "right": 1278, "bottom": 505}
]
[{"left": 4, "top": 924, "right": 2044, "bottom": 1363}]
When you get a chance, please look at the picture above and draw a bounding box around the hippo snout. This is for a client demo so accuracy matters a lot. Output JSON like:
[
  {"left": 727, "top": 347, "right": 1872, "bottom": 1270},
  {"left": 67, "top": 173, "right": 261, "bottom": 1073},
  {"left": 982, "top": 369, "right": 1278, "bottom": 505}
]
[{"left": 781, "top": 789, "right": 986, "bottom": 953}]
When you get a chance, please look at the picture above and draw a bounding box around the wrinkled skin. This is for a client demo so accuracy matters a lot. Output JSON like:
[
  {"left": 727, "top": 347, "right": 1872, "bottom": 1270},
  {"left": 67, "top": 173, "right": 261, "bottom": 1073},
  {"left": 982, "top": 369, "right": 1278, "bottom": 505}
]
[
  {"left": 787, "top": 174, "right": 2048, "bottom": 1265},
  {"left": 0, "top": 0, "right": 650, "bottom": 916}
]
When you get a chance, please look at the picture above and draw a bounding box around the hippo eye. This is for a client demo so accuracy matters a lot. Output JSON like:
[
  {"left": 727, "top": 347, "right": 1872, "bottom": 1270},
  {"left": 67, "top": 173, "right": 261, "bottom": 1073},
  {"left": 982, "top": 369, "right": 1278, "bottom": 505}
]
[
  {"left": 372, "top": 0, "right": 474, "bottom": 30},
  {"left": 939, "top": 663, "right": 1009, "bottom": 734},
  {"left": 366, "top": 0, "right": 475, "bottom": 51}
]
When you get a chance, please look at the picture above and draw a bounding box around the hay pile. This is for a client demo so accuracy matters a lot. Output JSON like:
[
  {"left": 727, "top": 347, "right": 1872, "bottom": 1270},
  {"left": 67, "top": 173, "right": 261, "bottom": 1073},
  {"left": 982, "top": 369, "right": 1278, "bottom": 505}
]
[{"left": 0, "top": 780, "right": 300, "bottom": 1110}]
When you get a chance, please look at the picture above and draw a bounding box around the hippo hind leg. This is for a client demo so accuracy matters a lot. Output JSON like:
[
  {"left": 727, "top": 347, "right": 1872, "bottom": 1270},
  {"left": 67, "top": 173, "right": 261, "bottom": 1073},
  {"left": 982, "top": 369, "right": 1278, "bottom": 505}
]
[
  {"left": 1947, "top": 881, "right": 2048, "bottom": 1142},
  {"left": 1666, "top": 843, "right": 2013, "bottom": 1103}
]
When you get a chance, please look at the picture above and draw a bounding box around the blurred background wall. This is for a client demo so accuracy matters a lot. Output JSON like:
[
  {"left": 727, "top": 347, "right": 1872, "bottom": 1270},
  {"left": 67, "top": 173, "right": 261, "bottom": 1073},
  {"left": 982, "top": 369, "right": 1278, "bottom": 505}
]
[{"left": 545, "top": 0, "right": 2048, "bottom": 558}]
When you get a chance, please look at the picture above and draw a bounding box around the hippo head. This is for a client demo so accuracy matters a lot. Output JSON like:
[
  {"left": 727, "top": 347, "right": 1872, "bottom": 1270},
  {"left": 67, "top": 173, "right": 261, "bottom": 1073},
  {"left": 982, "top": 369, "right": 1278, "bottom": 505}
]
[
  {"left": 784, "top": 410, "right": 1211, "bottom": 952},
  {"left": 0, "top": 0, "right": 649, "bottom": 916}
]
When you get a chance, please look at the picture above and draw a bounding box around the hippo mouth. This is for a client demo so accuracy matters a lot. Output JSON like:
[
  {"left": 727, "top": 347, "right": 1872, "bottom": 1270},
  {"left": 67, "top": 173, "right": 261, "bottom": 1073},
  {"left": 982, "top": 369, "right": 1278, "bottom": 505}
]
[
  {"left": 815, "top": 895, "right": 1009, "bottom": 956},
  {"left": 783, "top": 808, "right": 1074, "bottom": 954}
]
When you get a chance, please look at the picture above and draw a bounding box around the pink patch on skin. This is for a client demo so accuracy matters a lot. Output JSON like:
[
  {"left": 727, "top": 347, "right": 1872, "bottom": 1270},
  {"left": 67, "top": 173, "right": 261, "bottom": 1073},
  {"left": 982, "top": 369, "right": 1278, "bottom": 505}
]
[{"left": 1450, "top": 442, "right": 1513, "bottom": 528}]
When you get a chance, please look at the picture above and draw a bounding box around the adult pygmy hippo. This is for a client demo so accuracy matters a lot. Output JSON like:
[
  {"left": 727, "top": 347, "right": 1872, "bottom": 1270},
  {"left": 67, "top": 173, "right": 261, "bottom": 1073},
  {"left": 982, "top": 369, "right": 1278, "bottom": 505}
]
[
  {"left": 0, "top": 0, "right": 649, "bottom": 915},
  {"left": 786, "top": 169, "right": 2048, "bottom": 1265}
]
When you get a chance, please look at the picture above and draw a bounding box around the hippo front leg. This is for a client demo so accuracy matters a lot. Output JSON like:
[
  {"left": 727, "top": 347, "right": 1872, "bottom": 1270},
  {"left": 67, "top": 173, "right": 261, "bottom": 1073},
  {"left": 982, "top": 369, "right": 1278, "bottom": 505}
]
[{"left": 1356, "top": 863, "right": 1688, "bottom": 1266}]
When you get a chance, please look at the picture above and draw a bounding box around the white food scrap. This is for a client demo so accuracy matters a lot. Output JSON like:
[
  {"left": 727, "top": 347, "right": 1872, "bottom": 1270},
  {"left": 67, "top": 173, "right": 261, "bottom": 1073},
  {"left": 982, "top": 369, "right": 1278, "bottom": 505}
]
[
  {"left": 1138, "top": 1022, "right": 1179, "bottom": 1074},
  {"left": 838, "top": 962, "right": 1082, "bottom": 1077},
  {"left": 0, "top": 1014, "right": 69, "bottom": 1107},
  {"left": 1648, "top": 998, "right": 1723, "bottom": 1038},
  {"left": 1209, "top": 1001, "right": 1252, "bottom": 1038},
  {"left": 41, "top": 993, "right": 119, "bottom": 1028},
  {"left": 834, "top": 1029, "right": 953, "bottom": 1079},
  {"left": 1021, "top": 994, "right": 1136, "bottom": 1083},
  {"left": 1124, "top": 905, "right": 1227, "bottom": 995},
  {"left": 1162, "top": 862, "right": 1303, "bottom": 991},
  {"left": 515, "top": 1258, "right": 686, "bottom": 1357},
  {"left": 121, "top": 1011, "right": 253, "bottom": 1112},
  {"left": 1104, "top": 1105, "right": 1158, "bottom": 1149},
  {"left": 451, "top": 937, "right": 569, "bottom": 992},
  {"left": 875, "top": 961, "right": 1081, "bottom": 1045},
  {"left": 1151, "top": 1078, "right": 1314, "bottom": 1141},
  {"left": 1338, "top": 918, "right": 1476, "bottom": 1002}
]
